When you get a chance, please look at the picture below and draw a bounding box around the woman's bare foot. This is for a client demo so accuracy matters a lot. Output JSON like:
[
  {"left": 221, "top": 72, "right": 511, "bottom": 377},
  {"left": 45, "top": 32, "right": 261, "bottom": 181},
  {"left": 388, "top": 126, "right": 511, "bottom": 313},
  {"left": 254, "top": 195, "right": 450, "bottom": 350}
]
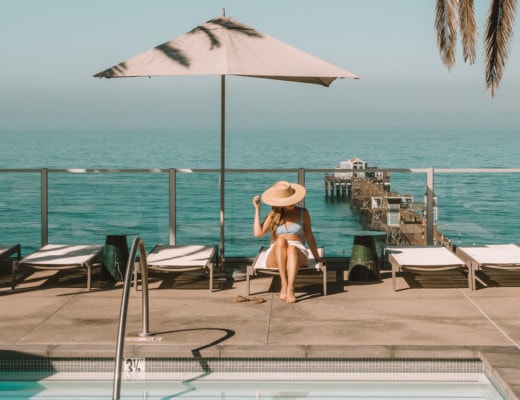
[
  {"left": 285, "top": 290, "right": 296, "bottom": 304},
  {"left": 280, "top": 285, "right": 287, "bottom": 301}
]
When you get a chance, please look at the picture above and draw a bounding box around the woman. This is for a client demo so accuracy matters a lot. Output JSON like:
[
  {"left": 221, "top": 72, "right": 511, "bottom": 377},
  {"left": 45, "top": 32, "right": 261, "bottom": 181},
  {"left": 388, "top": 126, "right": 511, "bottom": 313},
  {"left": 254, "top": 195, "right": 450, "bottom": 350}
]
[{"left": 253, "top": 181, "right": 324, "bottom": 303}]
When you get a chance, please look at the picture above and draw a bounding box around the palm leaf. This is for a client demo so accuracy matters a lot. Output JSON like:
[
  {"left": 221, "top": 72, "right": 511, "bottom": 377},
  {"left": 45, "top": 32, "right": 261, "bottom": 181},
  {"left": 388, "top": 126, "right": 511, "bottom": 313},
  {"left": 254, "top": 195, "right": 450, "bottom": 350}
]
[
  {"left": 459, "top": 0, "right": 478, "bottom": 64},
  {"left": 485, "top": 0, "right": 517, "bottom": 96},
  {"left": 435, "top": 0, "right": 458, "bottom": 70}
]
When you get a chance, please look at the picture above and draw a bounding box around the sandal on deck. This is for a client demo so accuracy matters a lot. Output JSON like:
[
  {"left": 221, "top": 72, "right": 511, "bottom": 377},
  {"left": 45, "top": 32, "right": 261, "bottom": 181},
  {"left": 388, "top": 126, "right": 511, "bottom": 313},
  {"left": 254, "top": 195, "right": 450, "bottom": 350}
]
[
  {"left": 233, "top": 295, "right": 266, "bottom": 304},
  {"left": 233, "top": 295, "right": 250, "bottom": 303},
  {"left": 250, "top": 297, "right": 266, "bottom": 304}
]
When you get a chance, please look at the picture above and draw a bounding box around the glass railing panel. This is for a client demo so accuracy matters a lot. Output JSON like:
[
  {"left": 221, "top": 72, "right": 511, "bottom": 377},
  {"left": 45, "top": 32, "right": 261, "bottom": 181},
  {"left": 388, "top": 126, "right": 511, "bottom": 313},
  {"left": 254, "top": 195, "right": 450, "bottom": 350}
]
[
  {"left": 434, "top": 172, "right": 520, "bottom": 247},
  {"left": 47, "top": 172, "right": 170, "bottom": 251},
  {"left": 174, "top": 171, "right": 220, "bottom": 246},
  {"left": 0, "top": 172, "right": 41, "bottom": 254},
  {"left": 2, "top": 168, "right": 519, "bottom": 259},
  {"left": 300, "top": 172, "right": 359, "bottom": 257}
]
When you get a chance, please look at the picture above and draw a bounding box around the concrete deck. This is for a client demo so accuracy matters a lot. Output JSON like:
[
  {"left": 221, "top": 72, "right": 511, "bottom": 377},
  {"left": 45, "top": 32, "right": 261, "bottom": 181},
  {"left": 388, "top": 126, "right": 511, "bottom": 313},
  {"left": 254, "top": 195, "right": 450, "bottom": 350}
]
[{"left": 1, "top": 259, "right": 520, "bottom": 398}]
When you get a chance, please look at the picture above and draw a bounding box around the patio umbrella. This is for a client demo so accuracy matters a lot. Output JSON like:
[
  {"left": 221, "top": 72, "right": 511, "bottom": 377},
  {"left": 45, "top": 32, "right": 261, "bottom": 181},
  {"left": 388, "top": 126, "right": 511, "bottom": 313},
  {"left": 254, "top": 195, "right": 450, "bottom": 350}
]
[{"left": 94, "top": 12, "right": 359, "bottom": 260}]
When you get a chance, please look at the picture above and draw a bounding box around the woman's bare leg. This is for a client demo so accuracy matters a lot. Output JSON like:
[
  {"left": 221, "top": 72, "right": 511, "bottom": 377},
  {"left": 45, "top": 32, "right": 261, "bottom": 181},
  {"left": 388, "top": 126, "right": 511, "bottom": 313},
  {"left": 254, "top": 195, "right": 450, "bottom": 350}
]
[
  {"left": 267, "top": 237, "right": 289, "bottom": 300},
  {"left": 285, "top": 246, "right": 309, "bottom": 303},
  {"left": 266, "top": 239, "right": 308, "bottom": 303},
  {"left": 285, "top": 246, "right": 298, "bottom": 303}
]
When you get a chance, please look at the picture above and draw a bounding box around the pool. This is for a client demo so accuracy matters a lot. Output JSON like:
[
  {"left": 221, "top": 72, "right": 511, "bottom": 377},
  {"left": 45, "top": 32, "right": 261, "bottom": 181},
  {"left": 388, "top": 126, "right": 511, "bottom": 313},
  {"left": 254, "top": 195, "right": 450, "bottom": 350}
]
[
  {"left": 0, "top": 379, "right": 507, "bottom": 399},
  {"left": 0, "top": 357, "right": 509, "bottom": 400}
]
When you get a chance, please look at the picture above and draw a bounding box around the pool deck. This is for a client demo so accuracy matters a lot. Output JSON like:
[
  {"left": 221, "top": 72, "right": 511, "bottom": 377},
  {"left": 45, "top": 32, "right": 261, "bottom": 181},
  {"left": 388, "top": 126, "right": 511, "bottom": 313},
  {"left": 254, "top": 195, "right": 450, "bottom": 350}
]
[{"left": 1, "top": 258, "right": 520, "bottom": 399}]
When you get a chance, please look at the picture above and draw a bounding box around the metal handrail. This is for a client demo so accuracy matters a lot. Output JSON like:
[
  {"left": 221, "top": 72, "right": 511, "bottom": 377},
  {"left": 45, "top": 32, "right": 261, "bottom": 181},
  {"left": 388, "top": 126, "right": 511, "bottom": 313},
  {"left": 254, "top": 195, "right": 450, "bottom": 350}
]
[{"left": 112, "top": 236, "right": 151, "bottom": 400}]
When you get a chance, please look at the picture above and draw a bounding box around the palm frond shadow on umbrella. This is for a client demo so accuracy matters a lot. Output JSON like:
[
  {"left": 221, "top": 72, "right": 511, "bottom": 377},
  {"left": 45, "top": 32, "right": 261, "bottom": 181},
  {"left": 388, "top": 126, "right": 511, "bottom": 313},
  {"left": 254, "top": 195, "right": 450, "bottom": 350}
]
[{"left": 94, "top": 14, "right": 360, "bottom": 262}]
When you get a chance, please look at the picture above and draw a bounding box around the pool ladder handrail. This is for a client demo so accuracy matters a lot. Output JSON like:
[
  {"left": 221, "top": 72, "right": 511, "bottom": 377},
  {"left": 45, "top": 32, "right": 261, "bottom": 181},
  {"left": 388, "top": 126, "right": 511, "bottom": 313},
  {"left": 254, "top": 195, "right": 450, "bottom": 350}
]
[{"left": 113, "top": 236, "right": 151, "bottom": 400}]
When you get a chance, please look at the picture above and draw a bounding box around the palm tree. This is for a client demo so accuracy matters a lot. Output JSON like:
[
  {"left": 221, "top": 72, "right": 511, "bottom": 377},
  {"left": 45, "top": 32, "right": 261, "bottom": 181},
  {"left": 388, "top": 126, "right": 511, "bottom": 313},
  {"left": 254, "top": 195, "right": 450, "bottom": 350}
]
[{"left": 435, "top": 0, "right": 517, "bottom": 96}]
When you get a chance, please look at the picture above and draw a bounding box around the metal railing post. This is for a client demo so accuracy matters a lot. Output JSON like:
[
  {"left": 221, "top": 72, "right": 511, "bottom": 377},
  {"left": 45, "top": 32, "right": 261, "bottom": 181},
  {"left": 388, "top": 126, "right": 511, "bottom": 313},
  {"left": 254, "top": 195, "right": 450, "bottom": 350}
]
[
  {"left": 426, "top": 168, "right": 435, "bottom": 245},
  {"left": 169, "top": 168, "right": 176, "bottom": 245},
  {"left": 298, "top": 168, "right": 305, "bottom": 208},
  {"left": 41, "top": 168, "right": 48, "bottom": 246}
]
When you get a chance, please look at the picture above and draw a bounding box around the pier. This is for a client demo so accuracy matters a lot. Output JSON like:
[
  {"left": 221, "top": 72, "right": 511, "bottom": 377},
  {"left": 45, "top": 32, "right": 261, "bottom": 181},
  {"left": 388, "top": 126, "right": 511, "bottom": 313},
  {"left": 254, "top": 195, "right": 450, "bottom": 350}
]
[
  {"left": 350, "top": 178, "right": 432, "bottom": 246},
  {"left": 325, "top": 158, "right": 445, "bottom": 247}
]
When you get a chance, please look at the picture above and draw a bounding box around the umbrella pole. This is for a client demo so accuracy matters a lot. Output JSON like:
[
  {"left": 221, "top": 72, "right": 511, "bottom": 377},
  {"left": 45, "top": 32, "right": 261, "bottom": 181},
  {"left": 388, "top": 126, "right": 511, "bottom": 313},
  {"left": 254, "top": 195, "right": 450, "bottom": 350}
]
[{"left": 220, "top": 75, "right": 225, "bottom": 267}]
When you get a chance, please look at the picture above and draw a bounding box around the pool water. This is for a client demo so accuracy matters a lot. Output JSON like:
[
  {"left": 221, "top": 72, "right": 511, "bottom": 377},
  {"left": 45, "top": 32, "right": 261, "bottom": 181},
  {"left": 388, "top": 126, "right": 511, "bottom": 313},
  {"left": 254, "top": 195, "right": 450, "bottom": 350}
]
[
  {"left": 0, "top": 358, "right": 509, "bottom": 399},
  {"left": 0, "top": 377, "right": 506, "bottom": 399}
]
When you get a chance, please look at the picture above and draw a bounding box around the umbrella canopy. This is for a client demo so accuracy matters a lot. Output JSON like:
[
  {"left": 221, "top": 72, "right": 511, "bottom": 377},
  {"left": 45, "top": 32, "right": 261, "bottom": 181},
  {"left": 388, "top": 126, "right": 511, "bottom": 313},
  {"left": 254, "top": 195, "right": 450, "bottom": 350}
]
[
  {"left": 94, "top": 14, "right": 359, "bottom": 260},
  {"left": 94, "top": 15, "right": 359, "bottom": 84}
]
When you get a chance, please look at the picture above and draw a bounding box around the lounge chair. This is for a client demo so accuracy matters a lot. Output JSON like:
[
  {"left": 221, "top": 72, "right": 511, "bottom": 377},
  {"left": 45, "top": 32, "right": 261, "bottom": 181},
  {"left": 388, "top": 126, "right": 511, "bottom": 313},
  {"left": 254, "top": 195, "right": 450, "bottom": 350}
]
[
  {"left": 246, "top": 246, "right": 326, "bottom": 296},
  {"left": 385, "top": 246, "right": 468, "bottom": 291},
  {"left": 11, "top": 244, "right": 104, "bottom": 291},
  {"left": 456, "top": 244, "right": 520, "bottom": 290},
  {"left": 0, "top": 244, "right": 21, "bottom": 264},
  {"left": 139, "top": 244, "right": 218, "bottom": 292}
]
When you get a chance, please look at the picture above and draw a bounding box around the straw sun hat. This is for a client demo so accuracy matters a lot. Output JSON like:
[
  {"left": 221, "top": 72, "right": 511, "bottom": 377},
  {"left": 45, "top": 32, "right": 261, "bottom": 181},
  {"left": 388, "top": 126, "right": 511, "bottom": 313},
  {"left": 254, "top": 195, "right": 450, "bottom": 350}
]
[{"left": 261, "top": 181, "right": 306, "bottom": 207}]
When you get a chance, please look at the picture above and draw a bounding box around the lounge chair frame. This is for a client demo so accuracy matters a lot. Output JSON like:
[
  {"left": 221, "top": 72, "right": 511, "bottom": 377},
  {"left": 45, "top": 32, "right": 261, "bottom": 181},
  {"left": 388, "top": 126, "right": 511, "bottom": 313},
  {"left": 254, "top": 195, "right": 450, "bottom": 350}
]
[
  {"left": 385, "top": 246, "right": 469, "bottom": 291},
  {"left": 139, "top": 244, "right": 218, "bottom": 292},
  {"left": 246, "top": 246, "right": 326, "bottom": 296},
  {"left": 11, "top": 244, "right": 104, "bottom": 291},
  {"left": 456, "top": 244, "right": 520, "bottom": 290},
  {"left": 0, "top": 244, "right": 21, "bottom": 264}
]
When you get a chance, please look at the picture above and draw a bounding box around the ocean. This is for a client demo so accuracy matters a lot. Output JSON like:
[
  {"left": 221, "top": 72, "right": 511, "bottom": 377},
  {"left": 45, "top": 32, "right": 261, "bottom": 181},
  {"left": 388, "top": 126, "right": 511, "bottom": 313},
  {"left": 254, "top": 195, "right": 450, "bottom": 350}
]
[{"left": 0, "top": 128, "right": 519, "bottom": 257}]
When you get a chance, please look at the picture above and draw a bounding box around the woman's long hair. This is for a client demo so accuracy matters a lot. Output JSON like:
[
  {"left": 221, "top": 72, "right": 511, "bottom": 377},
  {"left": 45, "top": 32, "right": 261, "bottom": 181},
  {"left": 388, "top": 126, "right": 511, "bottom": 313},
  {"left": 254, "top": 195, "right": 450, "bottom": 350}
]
[{"left": 269, "top": 207, "right": 283, "bottom": 242}]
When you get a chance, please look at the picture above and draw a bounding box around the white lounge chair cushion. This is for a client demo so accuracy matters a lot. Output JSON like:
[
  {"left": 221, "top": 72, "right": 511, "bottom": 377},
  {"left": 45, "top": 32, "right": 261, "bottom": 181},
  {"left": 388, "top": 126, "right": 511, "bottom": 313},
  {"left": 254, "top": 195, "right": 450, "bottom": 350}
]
[
  {"left": 457, "top": 244, "right": 520, "bottom": 265},
  {"left": 20, "top": 244, "right": 103, "bottom": 266},
  {"left": 387, "top": 246, "right": 464, "bottom": 267},
  {"left": 147, "top": 245, "right": 217, "bottom": 267}
]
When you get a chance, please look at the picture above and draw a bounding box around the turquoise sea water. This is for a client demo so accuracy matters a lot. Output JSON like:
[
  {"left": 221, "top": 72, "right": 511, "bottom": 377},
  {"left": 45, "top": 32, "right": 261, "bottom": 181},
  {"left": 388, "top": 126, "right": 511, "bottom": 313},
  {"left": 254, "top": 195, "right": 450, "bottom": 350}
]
[{"left": 0, "top": 128, "right": 519, "bottom": 257}]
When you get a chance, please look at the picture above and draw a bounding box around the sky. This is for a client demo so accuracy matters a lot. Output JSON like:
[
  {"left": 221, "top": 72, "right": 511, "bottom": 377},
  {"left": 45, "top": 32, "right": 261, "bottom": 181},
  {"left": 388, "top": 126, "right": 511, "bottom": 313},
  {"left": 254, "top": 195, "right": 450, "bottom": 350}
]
[{"left": 1, "top": 0, "right": 519, "bottom": 133}]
